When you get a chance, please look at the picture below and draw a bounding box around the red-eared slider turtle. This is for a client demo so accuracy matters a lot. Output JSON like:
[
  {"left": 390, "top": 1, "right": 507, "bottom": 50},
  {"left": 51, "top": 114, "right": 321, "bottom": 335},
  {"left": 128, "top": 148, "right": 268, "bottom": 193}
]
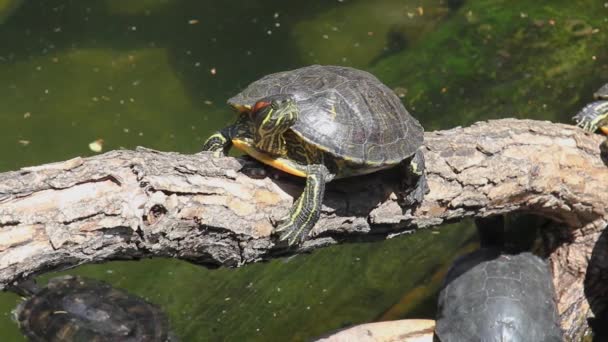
[
  {"left": 12, "top": 275, "right": 173, "bottom": 342},
  {"left": 572, "top": 83, "right": 608, "bottom": 134},
  {"left": 202, "top": 65, "right": 427, "bottom": 246},
  {"left": 435, "top": 249, "right": 563, "bottom": 342}
]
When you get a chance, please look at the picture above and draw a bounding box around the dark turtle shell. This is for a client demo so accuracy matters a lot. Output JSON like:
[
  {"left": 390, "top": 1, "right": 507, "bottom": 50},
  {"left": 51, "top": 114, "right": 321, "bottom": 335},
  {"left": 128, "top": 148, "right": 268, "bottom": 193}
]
[
  {"left": 228, "top": 65, "right": 424, "bottom": 165},
  {"left": 435, "top": 249, "right": 562, "bottom": 342},
  {"left": 15, "top": 275, "right": 172, "bottom": 342}
]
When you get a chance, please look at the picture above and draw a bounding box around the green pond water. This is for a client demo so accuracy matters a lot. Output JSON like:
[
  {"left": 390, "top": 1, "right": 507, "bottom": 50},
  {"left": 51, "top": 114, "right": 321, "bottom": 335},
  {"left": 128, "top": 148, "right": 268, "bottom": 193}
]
[{"left": 0, "top": 0, "right": 606, "bottom": 341}]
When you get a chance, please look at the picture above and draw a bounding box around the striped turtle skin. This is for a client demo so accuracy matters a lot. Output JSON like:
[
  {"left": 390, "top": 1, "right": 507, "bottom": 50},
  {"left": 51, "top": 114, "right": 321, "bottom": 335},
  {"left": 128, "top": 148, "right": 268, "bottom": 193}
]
[{"left": 573, "top": 83, "right": 608, "bottom": 133}]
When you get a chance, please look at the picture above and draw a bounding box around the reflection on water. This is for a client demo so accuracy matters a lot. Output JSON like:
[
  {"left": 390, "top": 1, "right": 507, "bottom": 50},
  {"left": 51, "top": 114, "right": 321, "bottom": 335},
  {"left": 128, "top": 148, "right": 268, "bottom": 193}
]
[{"left": 0, "top": 0, "right": 606, "bottom": 340}]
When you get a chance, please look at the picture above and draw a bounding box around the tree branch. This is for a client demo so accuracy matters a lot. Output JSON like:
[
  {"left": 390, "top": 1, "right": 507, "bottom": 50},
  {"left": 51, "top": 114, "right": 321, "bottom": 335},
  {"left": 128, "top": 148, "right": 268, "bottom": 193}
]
[{"left": 1, "top": 118, "right": 606, "bottom": 339}]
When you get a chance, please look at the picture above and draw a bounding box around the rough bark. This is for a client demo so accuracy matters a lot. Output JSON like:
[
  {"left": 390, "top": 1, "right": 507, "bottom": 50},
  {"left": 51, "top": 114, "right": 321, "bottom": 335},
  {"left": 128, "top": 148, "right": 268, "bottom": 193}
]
[{"left": 0, "top": 118, "right": 606, "bottom": 340}]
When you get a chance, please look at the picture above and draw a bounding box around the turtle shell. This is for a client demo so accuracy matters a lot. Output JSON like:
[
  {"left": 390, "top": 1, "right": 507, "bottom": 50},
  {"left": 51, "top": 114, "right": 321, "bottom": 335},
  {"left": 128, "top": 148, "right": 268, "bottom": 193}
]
[
  {"left": 228, "top": 65, "right": 423, "bottom": 165},
  {"left": 435, "top": 249, "right": 563, "bottom": 341},
  {"left": 15, "top": 275, "right": 172, "bottom": 342}
]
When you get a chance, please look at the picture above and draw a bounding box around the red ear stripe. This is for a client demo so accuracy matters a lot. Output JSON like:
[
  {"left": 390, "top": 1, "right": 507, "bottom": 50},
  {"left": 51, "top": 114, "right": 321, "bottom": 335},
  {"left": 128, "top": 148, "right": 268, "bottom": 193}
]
[{"left": 252, "top": 101, "right": 271, "bottom": 113}]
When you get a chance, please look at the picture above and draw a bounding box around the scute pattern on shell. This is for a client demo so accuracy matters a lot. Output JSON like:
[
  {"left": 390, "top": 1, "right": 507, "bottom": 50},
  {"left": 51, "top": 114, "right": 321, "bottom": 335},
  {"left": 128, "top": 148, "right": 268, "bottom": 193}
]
[
  {"left": 228, "top": 65, "right": 423, "bottom": 165},
  {"left": 16, "top": 275, "right": 171, "bottom": 342},
  {"left": 435, "top": 250, "right": 563, "bottom": 342}
]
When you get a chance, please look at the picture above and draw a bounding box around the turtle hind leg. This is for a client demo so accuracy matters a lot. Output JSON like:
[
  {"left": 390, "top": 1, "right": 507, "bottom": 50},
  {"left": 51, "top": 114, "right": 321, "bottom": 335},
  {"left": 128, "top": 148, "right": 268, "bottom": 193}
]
[
  {"left": 402, "top": 149, "right": 429, "bottom": 206},
  {"left": 273, "top": 164, "right": 331, "bottom": 246}
]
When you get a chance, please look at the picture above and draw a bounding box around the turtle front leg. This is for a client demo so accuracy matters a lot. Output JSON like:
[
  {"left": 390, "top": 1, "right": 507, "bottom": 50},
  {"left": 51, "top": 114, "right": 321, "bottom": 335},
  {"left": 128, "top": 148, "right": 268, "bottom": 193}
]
[
  {"left": 402, "top": 149, "right": 429, "bottom": 206},
  {"left": 202, "top": 114, "right": 251, "bottom": 157},
  {"left": 273, "top": 164, "right": 332, "bottom": 246},
  {"left": 202, "top": 127, "right": 233, "bottom": 157}
]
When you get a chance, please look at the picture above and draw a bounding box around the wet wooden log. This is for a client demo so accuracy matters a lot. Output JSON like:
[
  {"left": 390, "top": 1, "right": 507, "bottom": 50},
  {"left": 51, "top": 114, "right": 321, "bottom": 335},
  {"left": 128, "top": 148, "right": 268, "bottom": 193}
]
[{"left": 0, "top": 118, "right": 606, "bottom": 340}]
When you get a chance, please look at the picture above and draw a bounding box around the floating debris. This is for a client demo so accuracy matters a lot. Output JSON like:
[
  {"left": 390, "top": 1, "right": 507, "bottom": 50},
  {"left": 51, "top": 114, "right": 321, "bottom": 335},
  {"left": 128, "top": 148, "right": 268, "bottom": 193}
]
[
  {"left": 18, "top": 140, "right": 30, "bottom": 146},
  {"left": 88, "top": 139, "right": 104, "bottom": 153},
  {"left": 188, "top": 19, "right": 199, "bottom": 25},
  {"left": 393, "top": 87, "right": 408, "bottom": 98},
  {"left": 565, "top": 19, "right": 596, "bottom": 37},
  {"left": 23, "top": 112, "right": 31, "bottom": 119}
]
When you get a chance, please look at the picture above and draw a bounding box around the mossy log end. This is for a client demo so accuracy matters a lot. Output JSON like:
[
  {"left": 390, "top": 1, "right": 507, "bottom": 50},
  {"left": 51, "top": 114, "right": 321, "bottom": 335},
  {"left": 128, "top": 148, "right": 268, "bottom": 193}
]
[{"left": 0, "top": 119, "right": 606, "bottom": 340}]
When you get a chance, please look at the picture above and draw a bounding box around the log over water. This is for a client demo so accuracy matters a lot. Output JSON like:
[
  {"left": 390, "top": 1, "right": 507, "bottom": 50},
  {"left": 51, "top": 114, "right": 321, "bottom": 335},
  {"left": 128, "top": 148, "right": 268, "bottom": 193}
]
[{"left": 0, "top": 119, "right": 606, "bottom": 340}]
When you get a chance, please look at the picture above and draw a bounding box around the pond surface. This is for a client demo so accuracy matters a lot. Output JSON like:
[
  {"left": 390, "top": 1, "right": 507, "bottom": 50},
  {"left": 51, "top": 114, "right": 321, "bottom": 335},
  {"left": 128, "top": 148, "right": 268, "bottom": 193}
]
[{"left": 0, "top": 0, "right": 606, "bottom": 340}]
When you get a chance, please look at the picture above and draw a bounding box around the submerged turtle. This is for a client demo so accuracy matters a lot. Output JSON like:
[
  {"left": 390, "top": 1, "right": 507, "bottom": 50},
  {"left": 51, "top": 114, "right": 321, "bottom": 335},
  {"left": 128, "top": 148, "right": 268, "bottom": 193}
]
[
  {"left": 435, "top": 249, "right": 563, "bottom": 342},
  {"left": 572, "top": 83, "right": 608, "bottom": 134},
  {"left": 312, "top": 216, "right": 562, "bottom": 341},
  {"left": 12, "top": 275, "right": 173, "bottom": 342},
  {"left": 202, "top": 65, "right": 427, "bottom": 245},
  {"left": 435, "top": 216, "right": 562, "bottom": 342}
]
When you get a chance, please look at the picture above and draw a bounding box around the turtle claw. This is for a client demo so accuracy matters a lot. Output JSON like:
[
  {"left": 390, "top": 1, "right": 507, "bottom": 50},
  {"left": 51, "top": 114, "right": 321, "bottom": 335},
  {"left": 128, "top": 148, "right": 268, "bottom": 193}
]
[
  {"left": 271, "top": 164, "right": 330, "bottom": 248},
  {"left": 401, "top": 149, "right": 429, "bottom": 206},
  {"left": 403, "top": 174, "right": 428, "bottom": 206},
  {"left": 210, "top": 150, "right": 225, "bottom": 158},
  {"left": 572, "top": 101, "right": 608, "bottom": 133},
  {"left": 202, "top": 128, "right": 234, "bottom": 157},
  {"left": 272, "top": 209, "right": 311, "bottom": 247},
  {"left": 272, "top": 222, "right": 306, "bottom": 247},
  {"left": 202, "top": 142, "right": 228, "bottom": 158}
]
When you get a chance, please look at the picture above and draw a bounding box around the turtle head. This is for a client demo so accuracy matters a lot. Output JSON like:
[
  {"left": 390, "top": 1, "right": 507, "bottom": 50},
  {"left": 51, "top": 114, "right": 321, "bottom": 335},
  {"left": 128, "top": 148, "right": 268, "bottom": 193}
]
[
  {"left": 251, "top": 94, "right": 298, "bottom": 126},
  {"left": 250, "top": 94, "right": 299, "bottom": 156}
]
